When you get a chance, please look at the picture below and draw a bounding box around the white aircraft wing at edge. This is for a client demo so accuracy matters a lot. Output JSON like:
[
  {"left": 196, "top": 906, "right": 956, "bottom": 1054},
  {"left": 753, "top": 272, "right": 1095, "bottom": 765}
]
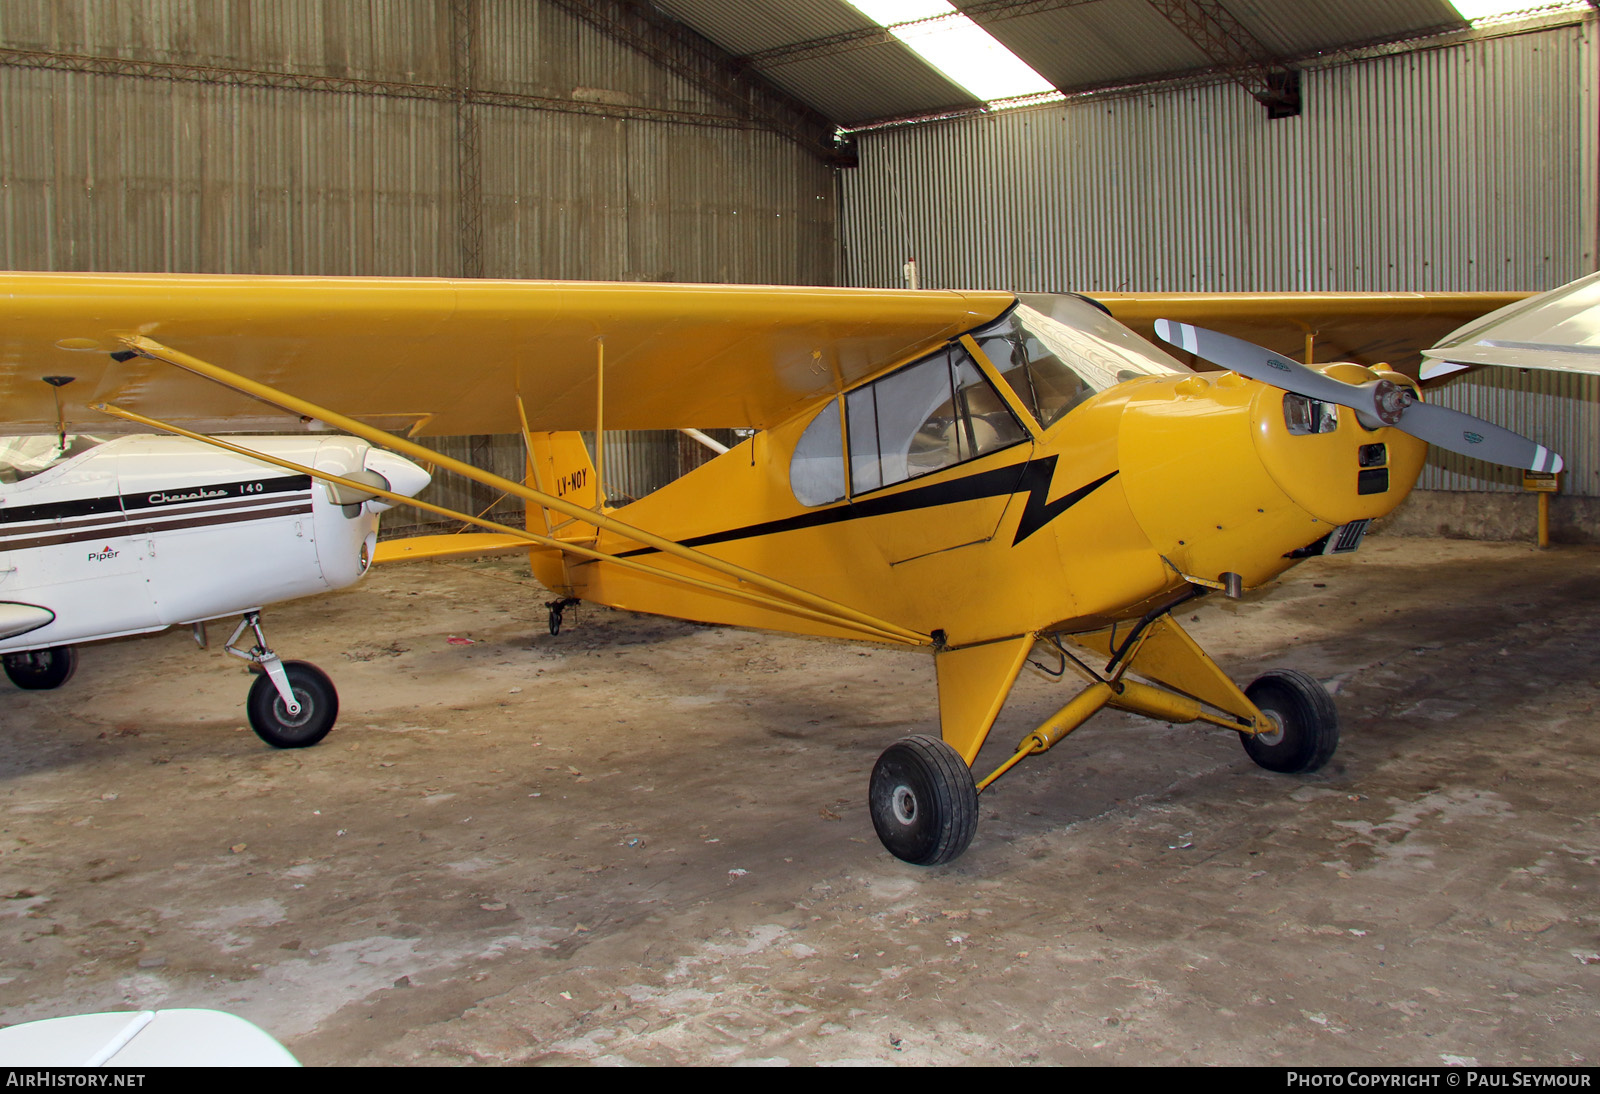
[{"left": 1421, "top": 270, "right": 1600, "bottom": 380}]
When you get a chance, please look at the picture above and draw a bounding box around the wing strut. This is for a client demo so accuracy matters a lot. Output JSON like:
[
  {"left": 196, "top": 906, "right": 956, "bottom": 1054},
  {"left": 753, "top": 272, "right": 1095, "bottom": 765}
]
[
  {"left": 100, "top": 335, "right": 931, "bottom": 648},
  {"left": 514, "top": 393, "right": 554, "bottom": 536},
  {"left": 94, "top": 403, "right": 923, "bottom": 647},
  {"left": 594, "top": 336, "right": 606, "bottom": 511}
]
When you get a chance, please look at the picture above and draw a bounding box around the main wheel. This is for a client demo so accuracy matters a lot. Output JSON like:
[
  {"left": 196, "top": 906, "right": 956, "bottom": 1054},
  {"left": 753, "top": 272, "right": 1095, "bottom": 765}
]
[
  {"left": 4, "top": 646, "right": 78, "bottom": 690},
  {"left": 1240, "top": 668, "right": 1338, "bottom": 774},
  {"left": 869, "top": 735, "right": 979, "bottom": 865},
  {"left": 246, "top": 661, "right": 338, "bottom": 749}
]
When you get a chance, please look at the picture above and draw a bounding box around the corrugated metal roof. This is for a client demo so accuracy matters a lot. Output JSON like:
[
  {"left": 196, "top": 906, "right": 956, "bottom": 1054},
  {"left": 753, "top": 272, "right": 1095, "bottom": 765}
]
[
  {"left": 651, "top": 0, "right": 1490, "bottom": 125},
  {"left": 657, "top": 0, "right": 981, "bottom": 123},
  {"left": 758, "top": 45, "right": 981, "bottom": 124},
  {"left": 1219, "top": 0, "right": 1465, "bottom": 57},
  {"left": 656, "top": 0, "right": 874, "bottom": 57},
  {"left": 976, "top": 1, "right": 1214, "bottom": 92}
]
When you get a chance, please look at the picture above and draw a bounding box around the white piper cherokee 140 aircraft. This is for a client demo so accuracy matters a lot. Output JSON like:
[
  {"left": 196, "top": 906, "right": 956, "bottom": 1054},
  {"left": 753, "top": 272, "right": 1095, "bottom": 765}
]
[{"left": 0, "top": 433, "right": 429, "bottom": 747}]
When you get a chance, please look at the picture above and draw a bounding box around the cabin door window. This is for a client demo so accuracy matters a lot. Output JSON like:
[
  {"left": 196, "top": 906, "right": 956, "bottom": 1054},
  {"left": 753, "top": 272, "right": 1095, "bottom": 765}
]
[{"left": 845, "top": 345, "right": 1025, "bottom": 496}]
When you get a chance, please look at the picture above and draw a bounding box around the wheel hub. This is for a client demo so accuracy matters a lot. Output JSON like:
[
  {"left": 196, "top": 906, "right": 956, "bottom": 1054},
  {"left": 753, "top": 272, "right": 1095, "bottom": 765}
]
[
  {"left": 274, "top": 690, "right": 314, "bottom": 729},
  {"left": 1255, "top": 709, "right": 1285, "bottom": 746},
  {"left": 891, "top": 784, "right": 918, "bottom": 826}
]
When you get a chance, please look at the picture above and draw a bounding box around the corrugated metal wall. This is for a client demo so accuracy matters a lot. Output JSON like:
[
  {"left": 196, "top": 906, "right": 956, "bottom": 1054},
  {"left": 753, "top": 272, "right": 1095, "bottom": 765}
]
[
  {"left": 842, "top": 23, "right": 1596, "bottom": 294},
  {"left": 841, "top": 22, "right": 1600, "bottom": 496},
  {"left": 0, "top": 0, "right": 834, "bottom": 283},
  {"left": 0, "top": 66, "right": 463, "bottom": 276},
  {"left": 0, "top": 0, "right": 836, "bottom": 530}
]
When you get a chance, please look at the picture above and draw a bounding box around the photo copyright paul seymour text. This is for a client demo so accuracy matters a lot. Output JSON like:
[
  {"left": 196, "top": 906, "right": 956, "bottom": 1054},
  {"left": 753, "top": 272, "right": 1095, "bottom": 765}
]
[{"left": 1288, "top": 1075, "right": 1591, "bottom": 1088}]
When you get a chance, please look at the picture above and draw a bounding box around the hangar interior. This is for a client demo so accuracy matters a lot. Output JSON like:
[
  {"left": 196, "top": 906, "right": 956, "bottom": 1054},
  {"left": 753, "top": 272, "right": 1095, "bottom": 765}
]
[
  {"left": 1, "top": 0, "right": 1597, "bottom": 1068},
  {"left": 5, "top": 0, "right": 1598, "bottom": 534}
]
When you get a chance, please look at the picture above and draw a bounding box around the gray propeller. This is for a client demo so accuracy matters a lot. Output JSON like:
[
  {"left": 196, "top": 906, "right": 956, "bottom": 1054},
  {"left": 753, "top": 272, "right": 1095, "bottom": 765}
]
[{"left": 1154, "top": 319, "right": 1563, "bottom": 473}]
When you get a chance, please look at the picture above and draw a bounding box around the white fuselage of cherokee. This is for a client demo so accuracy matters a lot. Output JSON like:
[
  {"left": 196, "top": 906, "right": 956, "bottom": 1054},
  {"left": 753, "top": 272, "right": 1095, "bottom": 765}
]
[{"left": 0, "top": 435, "right": 427, "bottom": 653}]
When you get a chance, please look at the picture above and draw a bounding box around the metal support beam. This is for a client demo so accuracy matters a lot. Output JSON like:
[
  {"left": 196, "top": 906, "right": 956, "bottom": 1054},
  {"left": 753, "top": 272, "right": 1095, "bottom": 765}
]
[
  {"left": 1144, "top": 0, "right": 1300, "bottom": 117},
  {"left": 0, "top": 46, "right": 771, "bottom": 133},
  {"left": 451, "top": 0, "right": 484, "bottom": 279},
  {"left": 546, "top": 0, "right": 841, "bottom": 161}
]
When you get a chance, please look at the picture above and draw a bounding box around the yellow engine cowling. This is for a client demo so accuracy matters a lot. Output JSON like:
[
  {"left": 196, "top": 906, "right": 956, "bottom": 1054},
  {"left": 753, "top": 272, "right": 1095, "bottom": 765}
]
[{"left": 1115, "top": 367, "right": 1427, "bottom": 591}]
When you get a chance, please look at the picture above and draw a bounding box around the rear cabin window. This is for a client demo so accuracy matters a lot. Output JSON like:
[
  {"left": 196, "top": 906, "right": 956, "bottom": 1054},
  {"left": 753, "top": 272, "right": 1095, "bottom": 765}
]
[{"left": 789, "top": 399, "right": 847, "bottom": 507}]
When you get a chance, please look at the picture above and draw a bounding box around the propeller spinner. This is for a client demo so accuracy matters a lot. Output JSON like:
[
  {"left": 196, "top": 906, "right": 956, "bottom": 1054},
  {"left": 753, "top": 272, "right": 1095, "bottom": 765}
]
[{"left": 1154, "top": 319, "right": 1563, "bottom": 474}]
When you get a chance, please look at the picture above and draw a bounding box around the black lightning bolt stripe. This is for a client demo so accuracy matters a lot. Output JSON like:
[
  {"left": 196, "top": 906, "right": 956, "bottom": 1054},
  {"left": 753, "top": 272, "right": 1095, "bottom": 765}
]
[
  {"left": 614, "top": 456, "right": 1118, "bottom": 558},
  {"left": 1009, "top": 462, "right": 1119, "bottom": 545}
]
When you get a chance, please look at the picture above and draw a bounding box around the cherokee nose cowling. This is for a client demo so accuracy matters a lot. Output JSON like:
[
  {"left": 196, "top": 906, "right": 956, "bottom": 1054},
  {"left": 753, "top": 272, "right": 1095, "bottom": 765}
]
[
  {"left": 1114, "top": 369, "right": 1426, "bottom": 593},
  {"left": 318, "top": 448, "right": 431, "bottom": 512}
]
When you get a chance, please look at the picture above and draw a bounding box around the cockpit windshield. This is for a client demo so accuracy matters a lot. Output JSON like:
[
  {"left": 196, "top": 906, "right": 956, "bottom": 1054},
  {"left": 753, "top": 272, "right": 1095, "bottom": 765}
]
[
  {"left": 0, "top": 435, "right": 107, "bottom": 484},
  {"left": 786, "top": 294, "right": 1192, "bottom": 508},
  {"left": 974, "top": 297, "right": 1192, "bottom": 430}
]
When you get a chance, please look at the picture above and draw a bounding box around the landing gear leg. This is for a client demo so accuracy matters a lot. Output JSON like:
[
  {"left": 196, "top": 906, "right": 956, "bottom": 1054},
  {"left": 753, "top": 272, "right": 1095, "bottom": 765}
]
[{"left": 225, "top": 612, "right": 339, "bottom": 748}]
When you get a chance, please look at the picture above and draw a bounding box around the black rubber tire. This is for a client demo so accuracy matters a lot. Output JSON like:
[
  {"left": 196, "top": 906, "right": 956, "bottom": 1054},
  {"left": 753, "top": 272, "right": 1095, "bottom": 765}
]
[
  {"left": 3, "top": 646, "right": 78, "bottom": 690},
  {"left": 869, "top": 734, "right": 979, "bottom": 865},
  {"left": 1240, "top": 668, "right": 1339, "bottom": 774},
  {"left": 246, "top": 661, "right": 339, "bottom": 749}
]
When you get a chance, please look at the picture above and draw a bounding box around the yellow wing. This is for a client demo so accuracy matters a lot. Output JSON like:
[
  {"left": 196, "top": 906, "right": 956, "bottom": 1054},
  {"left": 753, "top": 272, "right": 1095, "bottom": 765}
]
[
  {"left": 0, "top": 273, "right": 1014, "bottom": 436},
  {"left": 1, "top": 273, "right": 1527, "bottom": 439}
]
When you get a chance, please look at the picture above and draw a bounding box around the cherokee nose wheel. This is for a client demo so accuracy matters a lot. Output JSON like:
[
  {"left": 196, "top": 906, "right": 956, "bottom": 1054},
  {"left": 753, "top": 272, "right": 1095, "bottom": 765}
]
[
  {"left": 2, "top": 646, "right": 78, "bottom": 690},
  {"left": 246, "top": 660, "right": 339, "bottom": 748}
]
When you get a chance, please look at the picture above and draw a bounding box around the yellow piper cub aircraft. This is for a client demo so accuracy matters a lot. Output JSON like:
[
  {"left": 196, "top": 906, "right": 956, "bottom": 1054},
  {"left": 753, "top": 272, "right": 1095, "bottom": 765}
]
[{"left": 0, "top": 274, "right": 1550, "bottom": 864}]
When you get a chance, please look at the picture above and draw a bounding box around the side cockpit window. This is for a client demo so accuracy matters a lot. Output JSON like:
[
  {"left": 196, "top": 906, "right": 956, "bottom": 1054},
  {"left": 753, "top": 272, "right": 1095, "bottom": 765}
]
[
  {"left": 847, "top": 344, "right": 1026, "bottom": 495},
  {"left": 788, "top": 343, "right": 1028, "bottom": 508}
]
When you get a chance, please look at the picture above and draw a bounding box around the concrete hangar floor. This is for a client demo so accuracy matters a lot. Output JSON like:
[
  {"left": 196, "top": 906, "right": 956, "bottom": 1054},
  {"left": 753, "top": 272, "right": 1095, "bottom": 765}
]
[{"left": 0, "top": 536, "right": 1594, "bottom": 1066}]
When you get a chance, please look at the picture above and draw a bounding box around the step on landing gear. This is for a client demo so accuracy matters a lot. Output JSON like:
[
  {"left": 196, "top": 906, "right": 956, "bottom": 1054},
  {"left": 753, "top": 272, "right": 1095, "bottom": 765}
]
[{"left": 225, "top": 612, "right": 338, "bottom": 748}]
